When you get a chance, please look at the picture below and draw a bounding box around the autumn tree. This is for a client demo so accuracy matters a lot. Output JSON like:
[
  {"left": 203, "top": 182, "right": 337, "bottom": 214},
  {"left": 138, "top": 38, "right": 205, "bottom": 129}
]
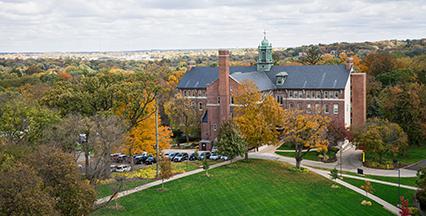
[
  {"left": 353, "top": 118, "right": 408, "bottom": 165},
  {"left": 0, "top": 162, "right": 58, "bottom": 216},
  {"left": 216, "top": 121, "right": 246, "bottom": 161},
  {"left": 164, "top": 93, "right": 201, "bottom": 146},
  {"left": 234, "top": 81, "right": 285, "bottom": 159},
  {"left": 361, "top": 181, "right": 373, "bottom": 198},
  {"left": 27, "top": 146, "right": 96, "bottom": 215},
  {"left": 159, "top": 157, "right": 173, "bottom": 190},
  {"left": 417, "top": 168, "right": 426, "bottom": 210},
  {"left": 86, "top": 115, "right": 125, "bottom": 184},
  {"left": 282, "top": 111, "right": 330, "bottom": 169},
  {"left": 123, "top": 100, "right": 172, "bottom": 165}
]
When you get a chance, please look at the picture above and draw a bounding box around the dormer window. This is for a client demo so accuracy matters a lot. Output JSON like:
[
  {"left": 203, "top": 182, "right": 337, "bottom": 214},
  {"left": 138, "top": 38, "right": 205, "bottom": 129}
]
[{"left": 275, "top": 71, "right": 288, "bottom": 86}]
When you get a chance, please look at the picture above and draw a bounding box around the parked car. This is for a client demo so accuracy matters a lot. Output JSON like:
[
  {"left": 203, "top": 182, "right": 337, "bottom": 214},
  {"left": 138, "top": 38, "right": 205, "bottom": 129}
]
[
  {"left": 134, "top": 154, "right": 148, "bottom": 164},
  {"left": 144, "top": 156, "right": 157, "bottom": 165},
  {"left": 189, "top": 153, "right": 197, "bottom": 161},
  {"left": 115, "top": 164, "right": 131, "bottom": 172},
  {"left": 173, "top": 153, "right": 189, "bottom": 162},
  {"left": 110, "top": 165, "right": 117, "bottom": 172},
  {"left": 221, "top": 155, "right": 229, "bottom": 161},
  {"left": 209, "top": 152, "right": 220, "bottom": 160},
  {"left": 111, "top": 153, "right": 126, "bottom": 162},
  {"left": 165, "top": 152, "right": 176, "bottom": 160},
  {"left": 199, "top": 152, "right": 211, "bottom": 160}
]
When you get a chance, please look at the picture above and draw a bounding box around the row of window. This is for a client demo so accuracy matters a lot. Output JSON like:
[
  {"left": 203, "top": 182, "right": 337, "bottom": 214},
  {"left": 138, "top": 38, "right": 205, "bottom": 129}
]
[
  {"left": 286, "top": 103, "right": 339, "bottom": 115},
  {"left": 190, "top": 101, "right": 204, "bottom": 111},
  {"left": 183, "top": 89, "right": 206, "bottom": 97},
  {"left": 286, "top": 90, "right": 341, "bottom": 99}
]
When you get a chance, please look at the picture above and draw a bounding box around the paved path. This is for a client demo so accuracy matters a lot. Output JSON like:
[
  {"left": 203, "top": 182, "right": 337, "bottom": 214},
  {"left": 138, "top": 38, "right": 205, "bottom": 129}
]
[
  {"left": 256, "top": 145, "right": 418, "bottom": 177},
  {"left": 250, "top": 151, "right": 401, "bottom": 215},
  {"left": 95, "top": 158, "right": 240, "bottom": 206},
  {"left": 405, "top": 160, "right": 426, "bottom": 171},
  {"left": 340, "top": 173, "right": 419, "bottom": 191}
]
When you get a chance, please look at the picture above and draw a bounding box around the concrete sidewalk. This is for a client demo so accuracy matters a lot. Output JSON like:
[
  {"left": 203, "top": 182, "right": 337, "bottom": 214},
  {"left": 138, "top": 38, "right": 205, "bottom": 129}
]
[{"left": 339, "top": 173, "right": 419, "bottom": 191}]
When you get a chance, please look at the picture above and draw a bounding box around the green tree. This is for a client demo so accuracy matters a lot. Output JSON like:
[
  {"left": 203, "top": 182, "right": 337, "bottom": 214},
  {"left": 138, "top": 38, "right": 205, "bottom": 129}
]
[
  {"left": 417, "top": 168, "right": 426, "bottom": 210},
  {"left": 354, "top": 118, "right": 409, "bottom": 164},
  {"left": 0, "top": 98, "right": 59, "bottom": 146},
  {"left": 378, "top": 83, "right": 426, "bottom": 145},
  {"left": 299, "top": 46, "right": 322, "bottom": 65},
  {"left": 216, "top": 121, "right": 246, "bottom": 161}
]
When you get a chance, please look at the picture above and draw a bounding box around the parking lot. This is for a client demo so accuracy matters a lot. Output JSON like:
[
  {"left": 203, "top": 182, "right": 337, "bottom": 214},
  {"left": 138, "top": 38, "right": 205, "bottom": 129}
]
[{"left": 110, "top": 150, "right": 229, "bottom": 173}]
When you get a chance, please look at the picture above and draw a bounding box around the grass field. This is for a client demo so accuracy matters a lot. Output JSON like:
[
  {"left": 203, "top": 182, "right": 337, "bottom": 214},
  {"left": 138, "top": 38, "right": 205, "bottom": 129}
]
[
  {"left": 92, "top": 159, "right": 391, "bottom": 216},
  {"left": 400, "top": 146, "right": 426, "bottom": 165},
  {"left": 343, "top": 177, "right": 417, "bottom": 206},
  {"left": 96, "top": 161, "right": 220, "bottom": 199}
]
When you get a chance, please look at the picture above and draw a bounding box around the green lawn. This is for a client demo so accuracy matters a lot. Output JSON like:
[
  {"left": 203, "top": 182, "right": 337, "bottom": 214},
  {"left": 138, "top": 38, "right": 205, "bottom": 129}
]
[
  {"left": 343, "top": 178, "right": 417, "bottom": 206},
  {"left": 400, "top": 146, "right": 426, "bottom": 165},
  {"left": 96, "top": 161, "right": 221, "bottom": 199},
  {"left": 92, "top": 160, "right": 391, "bottom": 216}
]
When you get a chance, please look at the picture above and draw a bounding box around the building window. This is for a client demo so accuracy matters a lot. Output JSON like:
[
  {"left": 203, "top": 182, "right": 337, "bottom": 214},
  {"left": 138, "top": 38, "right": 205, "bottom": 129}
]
[
  {"left": 324, "top": 91, "right": 328, "bottom": 99},
  {"left": 296, "top": 103, "right": 301, "bottom": 110},
  {"left": 333, "top": 104, "right": 339, "bottom": 114},
  {"left": 276, "top": 77, "right": 284, "bottom": 85},
  {"left": 316, "top": 91, "right": 321, "bottom": 98},
  {"left": 198, "top": 102, "right": 203, "bottom": 110},
  {"left": 323, "top": 104, "right": 329, "bottom": 114},
  {"left": 299, "top": 91, "right": 303, "bottom": 98},
  {"left": 231, "top": 96, "right": 234, "bottom": 104},
  {"left": 334, "top": 91, "right": 339, "bottom": 98},
  {"left": 315, "top": 104, "right": 321, "bottom": 113},
  {"left": 306, "top": 91, "right": 310, "bottom": 98},
  {"left": 289, "top": 91, "right": 293, "bottom": 98},
  {"left": 217, "top": 96, "right": 220, "bottom": 104},
  {"left": 306, "top": 104, "right": 312, "bottom": 113},
  {"left": 213, "top": 124, "right": 217, "bottom": 131},
  {"left": 276, "top": 95, "right": 283, "bottom": 104},
  {"left": 289, "top": 103, "right": 294, "bottom": 109}
]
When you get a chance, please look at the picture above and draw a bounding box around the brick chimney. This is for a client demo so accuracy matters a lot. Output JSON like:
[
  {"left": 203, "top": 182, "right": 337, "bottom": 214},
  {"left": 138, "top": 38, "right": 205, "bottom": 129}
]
[
  {"left": 351, "top": 73, "right": 366, "bottom": 130},
  {"left": 218, "top": 50, "right": 230, "bottom": 122},
  {"left": 346, "top": 57, "right": 354, "bottom": 71}
]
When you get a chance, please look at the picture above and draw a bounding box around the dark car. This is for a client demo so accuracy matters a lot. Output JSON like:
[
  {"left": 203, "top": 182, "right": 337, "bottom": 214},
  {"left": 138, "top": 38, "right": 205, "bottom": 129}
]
[
  {"left": 199, "top": 152, "right": 211, "bottom": 160},
  {"left": 173, "top": 153, "right": 189, "bottom": 162},
  {"left": 189, "top": 153, "right": 197, "bottom": 161},
  {"left": 134, "top": 154, "right": 148, "bottom": 164},
  {"left": 167, "top": 152, "right": 179, "bottom": 161},
  {"left": 144, "top": 156, "right": 157, "bottom": 165}
]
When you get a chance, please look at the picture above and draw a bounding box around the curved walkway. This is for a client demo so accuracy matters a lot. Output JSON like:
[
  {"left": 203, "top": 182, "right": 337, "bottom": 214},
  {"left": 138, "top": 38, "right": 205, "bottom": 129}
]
[{"left": 256, "top": 145, "right": 418, "bottom": 177}]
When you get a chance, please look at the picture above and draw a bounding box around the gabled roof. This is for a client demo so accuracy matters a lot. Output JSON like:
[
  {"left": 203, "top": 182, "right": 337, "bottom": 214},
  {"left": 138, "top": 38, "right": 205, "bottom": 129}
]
[{"left": 177, "top": 65, "right": 350, "bottom": 90}]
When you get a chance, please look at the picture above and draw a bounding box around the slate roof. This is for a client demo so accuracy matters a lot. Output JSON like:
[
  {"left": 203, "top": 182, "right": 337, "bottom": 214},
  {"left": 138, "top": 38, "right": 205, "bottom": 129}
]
[{"left": 177, "top": 65, "right": 350, "bottom": 90}]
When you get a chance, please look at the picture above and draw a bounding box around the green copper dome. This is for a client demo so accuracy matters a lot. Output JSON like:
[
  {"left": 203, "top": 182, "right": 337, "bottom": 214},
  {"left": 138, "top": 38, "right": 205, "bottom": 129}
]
[{"left": 257, "top": 32, "right": 273, "bottom": 72}]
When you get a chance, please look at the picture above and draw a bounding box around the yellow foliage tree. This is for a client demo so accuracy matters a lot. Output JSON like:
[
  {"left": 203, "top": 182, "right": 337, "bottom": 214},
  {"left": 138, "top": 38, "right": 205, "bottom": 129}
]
[
  {"left": 339, "top": 52, "right": 367, "bottom": 72},
  {"left": 122, "top": 100, "right": 172, "bottom": 161},
  {"left": 282, "top": 110, "right": 330, "bottom": 168},
  {"left": 234, "top": 81, "right": 285, "bottom": 159}
]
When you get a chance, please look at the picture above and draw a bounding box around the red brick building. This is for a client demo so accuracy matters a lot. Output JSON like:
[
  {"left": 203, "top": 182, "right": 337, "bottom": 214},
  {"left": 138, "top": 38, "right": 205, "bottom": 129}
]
[{"left": 178, "top": 36, "right": 366, "bottom": 150}]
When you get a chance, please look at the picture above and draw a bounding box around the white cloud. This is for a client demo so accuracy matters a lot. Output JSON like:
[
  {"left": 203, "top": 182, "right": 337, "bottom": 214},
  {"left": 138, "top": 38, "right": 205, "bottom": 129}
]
[{"left": 0, "top": 0, "right": 425, "bottom": 52}]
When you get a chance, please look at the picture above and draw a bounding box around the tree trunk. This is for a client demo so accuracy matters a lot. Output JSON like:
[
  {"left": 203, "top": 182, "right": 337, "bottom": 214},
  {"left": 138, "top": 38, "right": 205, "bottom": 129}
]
[
  {"left": 84, "top": 149, "right": 89, "bottom": 177},
  {"left": 244, "top": 151, "right": 248, "bottom": 160},
  {"left": 295, "top": 157, "right": 302, "bottom": 169}
]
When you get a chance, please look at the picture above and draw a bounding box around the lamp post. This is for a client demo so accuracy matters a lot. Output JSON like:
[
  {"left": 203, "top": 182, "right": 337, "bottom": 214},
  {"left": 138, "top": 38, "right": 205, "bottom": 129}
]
[
  {"left": 393, "top": 159, "right": 401, "bottom": 207},
  {"left": 340, "top": 141, "right": 343, "bottom": 178},
  {"left": 155, "top": 100, "right": 160, "bottom": 179}
]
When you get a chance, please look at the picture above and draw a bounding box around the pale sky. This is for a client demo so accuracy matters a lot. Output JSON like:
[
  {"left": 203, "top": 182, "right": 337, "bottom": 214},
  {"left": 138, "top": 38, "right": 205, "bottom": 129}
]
[{"left": 0, "top": 0, "right": 425, "bottom": 52}]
